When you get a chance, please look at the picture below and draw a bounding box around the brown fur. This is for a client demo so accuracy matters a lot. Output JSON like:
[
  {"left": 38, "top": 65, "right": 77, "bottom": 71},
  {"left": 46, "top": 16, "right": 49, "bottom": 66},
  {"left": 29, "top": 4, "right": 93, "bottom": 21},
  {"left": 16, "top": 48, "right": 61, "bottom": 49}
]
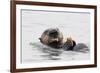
[
  {"left": 39, "top": 28, "right": 63, "bottom": 48},
  {"left": 66, "top": 37, "right": 73, "bottom": 46},
  {"left": 39, "top": 28, "right": 76, "bottom": 49}
]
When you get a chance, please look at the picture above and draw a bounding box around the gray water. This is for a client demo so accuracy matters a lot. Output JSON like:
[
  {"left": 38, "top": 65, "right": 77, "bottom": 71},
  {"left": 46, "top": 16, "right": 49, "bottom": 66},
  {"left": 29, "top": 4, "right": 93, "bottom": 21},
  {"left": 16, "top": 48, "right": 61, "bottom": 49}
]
[{"left": 21, "top": 10, "right": 90, "bottom": 63}]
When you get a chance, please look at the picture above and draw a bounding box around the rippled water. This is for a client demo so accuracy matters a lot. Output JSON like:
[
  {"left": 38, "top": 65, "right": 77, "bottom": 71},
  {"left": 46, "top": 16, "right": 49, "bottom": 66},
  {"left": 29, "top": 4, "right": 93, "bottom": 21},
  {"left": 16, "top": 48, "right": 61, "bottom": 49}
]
[{"left": 22, "top": 41, "right": 90, "bottom": 63}]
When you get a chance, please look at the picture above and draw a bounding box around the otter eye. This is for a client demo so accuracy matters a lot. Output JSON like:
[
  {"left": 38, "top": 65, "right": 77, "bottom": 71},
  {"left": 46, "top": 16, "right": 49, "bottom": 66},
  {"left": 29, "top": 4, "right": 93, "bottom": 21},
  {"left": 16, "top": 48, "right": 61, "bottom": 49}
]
[{"left": 49, "top": 30, "right": 58, "bottom": 38}]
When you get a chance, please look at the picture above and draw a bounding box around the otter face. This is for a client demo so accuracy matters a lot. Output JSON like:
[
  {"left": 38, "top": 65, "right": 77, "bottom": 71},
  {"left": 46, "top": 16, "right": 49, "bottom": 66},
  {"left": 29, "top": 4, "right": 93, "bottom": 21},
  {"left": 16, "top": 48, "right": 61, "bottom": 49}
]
[{"left": 39, "top": 28, "right": 63, "bottom": 49}]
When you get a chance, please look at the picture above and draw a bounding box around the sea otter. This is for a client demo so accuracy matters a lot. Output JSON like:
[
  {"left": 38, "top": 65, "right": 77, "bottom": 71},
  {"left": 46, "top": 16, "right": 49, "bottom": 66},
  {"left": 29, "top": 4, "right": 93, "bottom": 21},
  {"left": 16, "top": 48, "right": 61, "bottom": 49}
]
[{"left": 39, "top": 28, "right": 76, "bottom": 50}]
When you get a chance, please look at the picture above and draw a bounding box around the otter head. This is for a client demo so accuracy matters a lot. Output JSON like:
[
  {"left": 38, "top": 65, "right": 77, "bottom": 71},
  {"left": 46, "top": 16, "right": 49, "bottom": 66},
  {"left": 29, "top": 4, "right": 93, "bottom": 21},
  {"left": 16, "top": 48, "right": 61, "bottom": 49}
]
[{"left": 39, "top": 28, "right": 63, "bottom": 49}]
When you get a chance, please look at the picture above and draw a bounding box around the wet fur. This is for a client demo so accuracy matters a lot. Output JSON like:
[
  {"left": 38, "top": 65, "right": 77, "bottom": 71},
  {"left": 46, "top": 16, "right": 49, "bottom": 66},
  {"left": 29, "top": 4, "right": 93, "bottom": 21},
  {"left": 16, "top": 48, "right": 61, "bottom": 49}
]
[{"left": 39, "top": 28, "right": 76, "bottom": 50}]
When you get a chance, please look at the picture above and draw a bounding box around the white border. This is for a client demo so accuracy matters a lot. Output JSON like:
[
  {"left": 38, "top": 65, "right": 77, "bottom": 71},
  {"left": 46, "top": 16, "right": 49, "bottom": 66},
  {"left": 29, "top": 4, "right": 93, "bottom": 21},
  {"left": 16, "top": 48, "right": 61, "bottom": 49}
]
[{"left": 16, "top": 5, "right": 95, "bottom": 69}]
